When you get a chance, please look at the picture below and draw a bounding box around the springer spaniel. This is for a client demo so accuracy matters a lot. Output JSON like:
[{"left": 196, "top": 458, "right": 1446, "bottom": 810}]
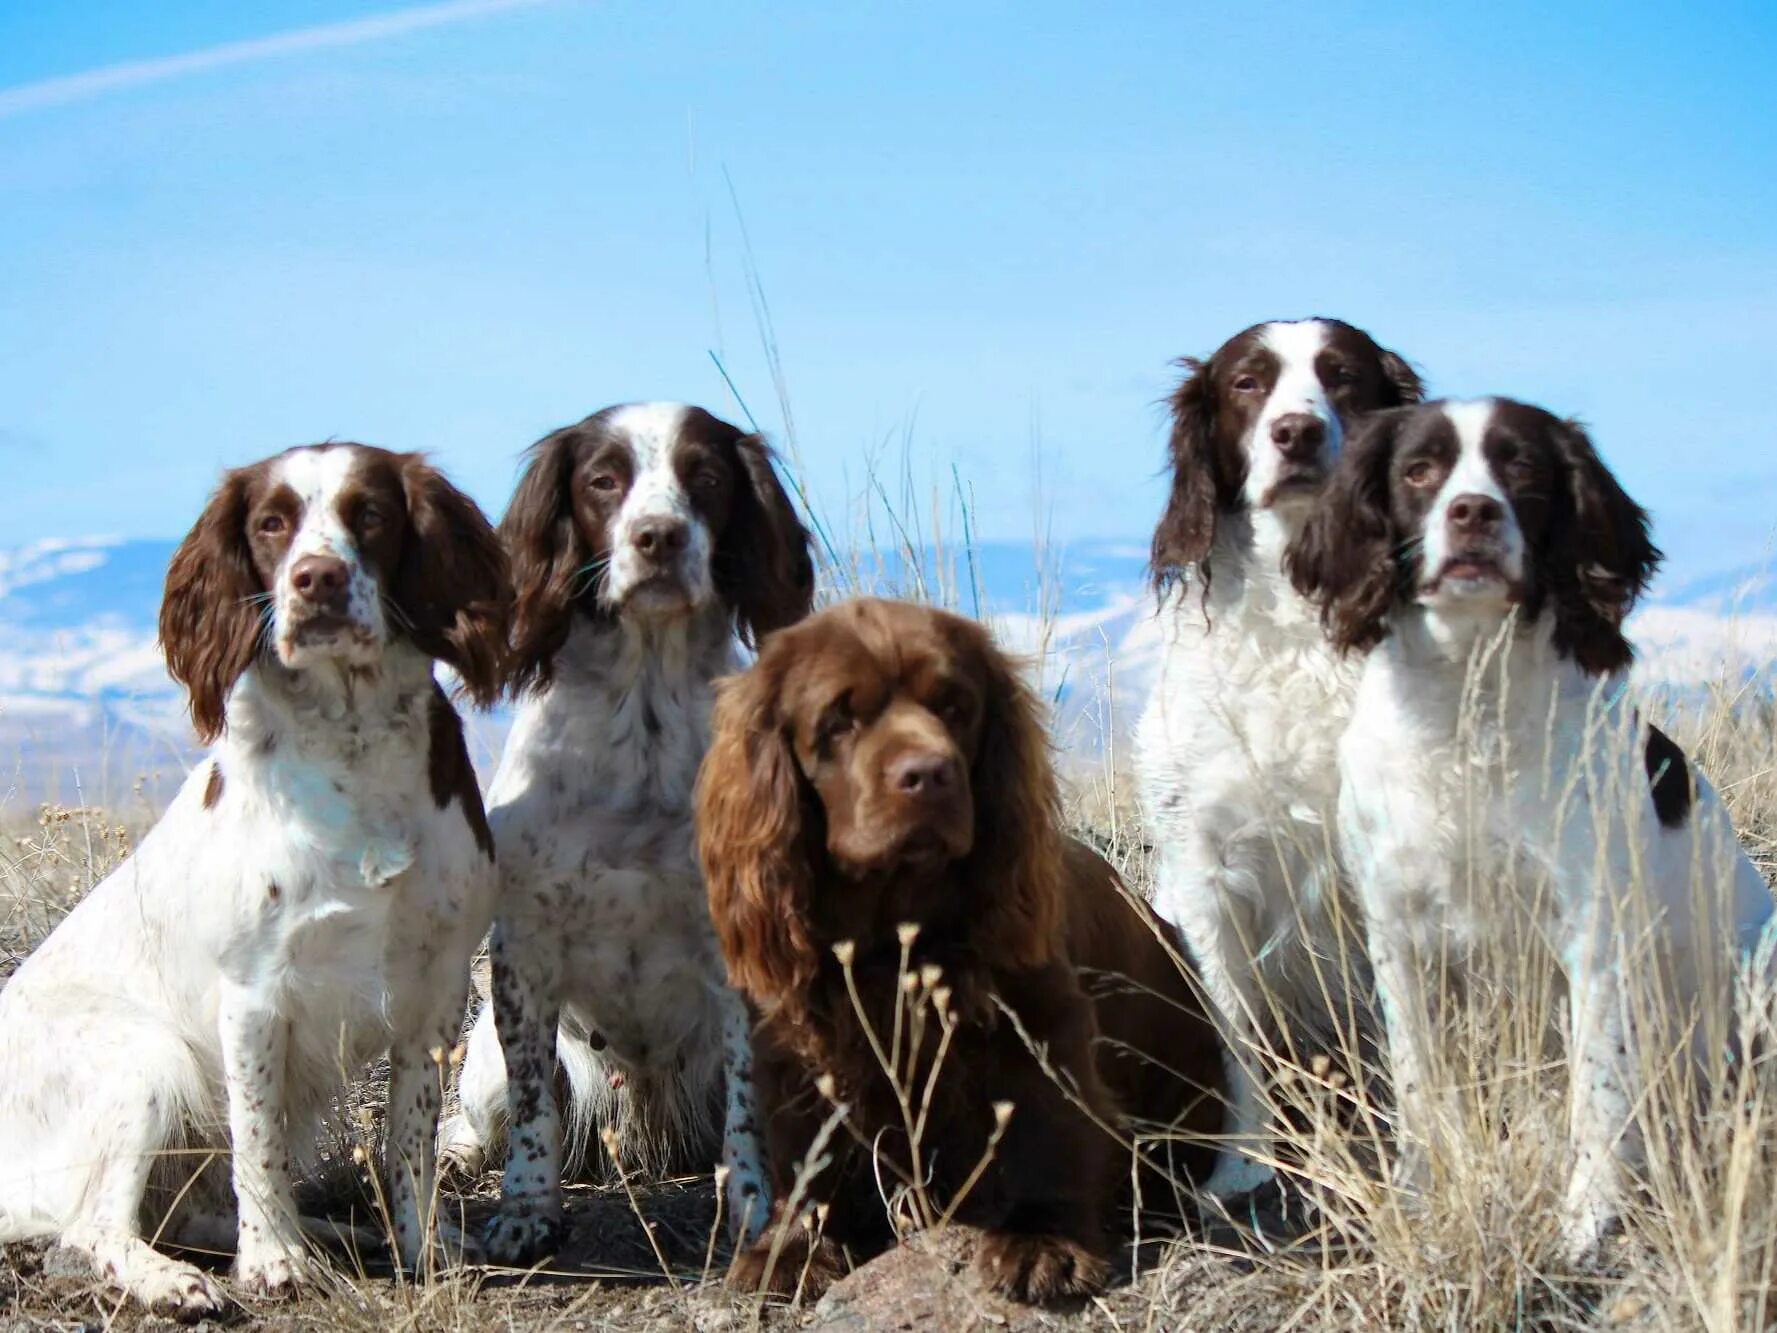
[
  {"left": 700, "top": 598, "right": 1224, "bottom": 1304},
  {"left": 1133, "top": 317, "right": 1423, "bottom": 1198},
  {"left": 1286, "top": 397, "right": 1776, "bottom": 1257},
  {"left": 0, "top": 445, "right": 510, "bottom": 1319},
  {"left": 443, "top": 402, "right": 814, "bottom": 1261}
]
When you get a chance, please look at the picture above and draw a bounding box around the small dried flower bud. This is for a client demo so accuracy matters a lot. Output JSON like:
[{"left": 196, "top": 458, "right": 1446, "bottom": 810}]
[
  {"left": 351, "top": 1145, "right": 369, "bottom": 1165},
  {"left": 896, "top": 922, "right": 921, "bottom": 948},
  {"left": 1310, "top": 1053, "right": 1333, "bottom": 1079},
  {"left": 600, "top": 1126, "right": 622, "bottom": 1159},
  {"left": 714, "top": 1164, "right": 732, "bottom": 1188},
  {"left": 1329, "top": 1070, "right": 1348, "bottom": 1089},
  {"left": 429, "top": 1045, "right": 448, "bottom": 1067},
  {"left": 815, "top": 1202, "right": 830, "bottom": 1227},
  {"left": 448, "top": 1042, "right": 467, "bottom": 1067},
  {"left": 816, "top": 1072, "right": 839, "bottom": 1101},
  {"left": 833, "top": 940, "right": 857, "bottom": 967},
  {"left": 901, "top": 971, "right": 920, "bottom": 995},
  {"left": 993, "top": 1100, "right": 1015, "bottom": 1128},
  {"left": 933, "top": 986, "right": 953, "bottom": 1013},
  {"left": 919, "top": 964, "right": 944, "bottom": 990}
]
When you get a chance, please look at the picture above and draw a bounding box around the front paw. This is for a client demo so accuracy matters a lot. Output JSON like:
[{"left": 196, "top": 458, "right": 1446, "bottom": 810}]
[
  {"left": 483, "top": 1201, "right": 565, "bottom": 1266},
  {"left": 974, "top": 1232, "right": 1108, "bottom": 1304},
  {"left": 234, "top": 1245, "right": 310, "bottom": 1301},
  {"left": 728, "top": 1229, "right": 845, "bottom": 1301}
]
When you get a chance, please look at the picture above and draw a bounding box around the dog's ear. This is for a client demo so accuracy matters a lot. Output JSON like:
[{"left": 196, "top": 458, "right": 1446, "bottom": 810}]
[
  {"left": 1286, "top": 407, "right": 1410, "bottom": 654},
  {"left": 715, "top": 434, "right": 815, "bottom": 648},
  {"left": 697, "top": 660, "right": 820, "bottom": 1024},
  {"left": 160, "top": 468, "right": 265, "bottom": 743},
  {"left": 500, "top": 428, "right": 591, "bottom": 695},
  {"left": 1377, "top": 345, "right": 1425, "bottom": 407},
  {"left": 958, "top": 626, "right": 1065, "bottom": 971},
  {"left": 1150, "top": 355, "right": 1242, "bottom": 592},
  {"left": 395, "top": 455, "right": 512, "bottom": 708},
  {"left": 1540, "top": 419, "right": 1660, "bottom": 675}
]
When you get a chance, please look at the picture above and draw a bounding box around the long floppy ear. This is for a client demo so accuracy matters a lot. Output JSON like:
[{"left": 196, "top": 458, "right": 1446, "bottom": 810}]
[
  {"left": 716, "top": 434, "right": 815, "bottom": 648},
  {"left": 394, "top": 455, "right": 512, "bottom": 708},
  {"left": 697, "top": 665, "right": 820, "bottom": 1022},
  {"left": 1286, "top": 407, "right": 1410, "bottom": 654},
  {"left": 160, "top": 469, "right": 265, "bottom": 744},
  {"left": 500, "top": 430, "right": 589, "bottom": 695},
  {"left": 1541, "top": 419, "right": 1661, "bottom": 676},
  {"left": 1151, "top": 355, "right": 1243, "bottom": 594},
  {"left": 1378, "top": 345, "right": 1426, "bottom": 406},
  {"left": 958, "top": 632, "right": 1065, "bottom": 971}
]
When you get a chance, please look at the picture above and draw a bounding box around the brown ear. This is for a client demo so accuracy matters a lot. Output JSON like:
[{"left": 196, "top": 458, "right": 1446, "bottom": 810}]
[
  {"left": 958, "top": 630, "right": 1064, "bottom": 970},
  {"left": 697, "top": 665, "right": 820, "bottom": 1023},
  {"left": 160, "top": 469, "right": 265, "bottom": 743},
  {"left": 1378, "top": 345, "right": 1426, "bottom": 406},
  {"left": 1285, "top": 407, "right": 1409, "bottom": 654},
  {"left": 1540, "top": 419, "right": 1661, "bottom": 675},
  {"left": 716, "top": 435, "right": 815, "bottom": 648},
  {"left": 500, "top": 429, "right": 592, "bottom": 695},
  {"left": 1150, "top": 356, "right": 1239, "bottom": 594},
  {"left": 394, "top": 455, "right": 512, "bottom": 708}
]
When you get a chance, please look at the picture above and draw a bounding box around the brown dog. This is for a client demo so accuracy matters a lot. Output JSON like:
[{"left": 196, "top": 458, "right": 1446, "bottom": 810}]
[{"left": 697, "top": 598, "right": 1223, "bottom": 1303}]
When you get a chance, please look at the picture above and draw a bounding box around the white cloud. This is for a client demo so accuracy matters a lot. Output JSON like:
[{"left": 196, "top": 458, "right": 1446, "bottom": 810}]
[{"left": 0, "top": 0, "right": 558, "bottom": 119}]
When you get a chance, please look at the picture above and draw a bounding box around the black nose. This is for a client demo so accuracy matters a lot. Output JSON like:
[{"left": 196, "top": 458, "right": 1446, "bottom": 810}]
[
  {"left": 1446, "top": 493, "right": 1505, "bottom": 534},
  {"left": 632, "top": 518, "right": 689, "bottom": 560},
  {"left": 889, "top": 751, "right": 959, "bottom": 800},
  {"left": 290, "top": 554, "right": 349, "bottom": 605},
  {"left": 1270, "top": 413, "right": 1327, "bottom": 462}
]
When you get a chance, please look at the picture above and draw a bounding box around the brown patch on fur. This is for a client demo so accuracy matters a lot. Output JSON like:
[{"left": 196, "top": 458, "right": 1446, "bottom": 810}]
[
  {"left": 202, "top": 762, "right": 225, "bottom": 810},
  {"left": 428, "top": 684, "right": 494, "bottom": 859}
]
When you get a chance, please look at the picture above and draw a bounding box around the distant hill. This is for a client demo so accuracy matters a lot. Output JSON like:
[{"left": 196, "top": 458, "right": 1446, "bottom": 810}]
[{"left": 0, "top": 536, "right": 1770, "bottom": 806}]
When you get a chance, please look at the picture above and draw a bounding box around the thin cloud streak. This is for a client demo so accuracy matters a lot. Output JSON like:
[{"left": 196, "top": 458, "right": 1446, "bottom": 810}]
[{"left": 0, "top": 0, "right": 557, "bottom": 119}]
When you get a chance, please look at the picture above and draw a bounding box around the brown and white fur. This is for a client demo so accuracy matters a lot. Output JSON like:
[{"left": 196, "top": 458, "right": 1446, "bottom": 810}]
[
  {"left": 1133, "top": 318, "right": 1423, "bottom": 1198},
  {"left": 442, "top": 403, "right": 814, "bottom": 1262},
  {"left": 1286, "top": 397, "right": 1774, "bottom": 1258},
  {"left": 0, "top": 444, "right": 509, "bottom": 1319}
]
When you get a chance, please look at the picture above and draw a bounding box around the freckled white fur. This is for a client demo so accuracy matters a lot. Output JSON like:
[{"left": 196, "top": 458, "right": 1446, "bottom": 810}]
[
  {"left": 1341, "top": 555, "right": 1774, "bottom": 1260},
  {"left": 274, "top": 447, "right": 390, "bottom": 668},
  {"left": 1136, "top": 320, "right": 1368, "bottom": 1199},
  {"left": 1420, "top": 399, "right": 1525, "bottom": 589},
  {"left": 442, "top": 408, "right": 766, "bottom": 1255},
  {"left": 0, "top": 449, "right": 495, "bottom": 1316}
]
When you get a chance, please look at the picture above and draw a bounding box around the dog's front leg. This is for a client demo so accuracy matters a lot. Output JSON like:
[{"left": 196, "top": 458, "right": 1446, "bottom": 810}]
[
  {"left": 1562, "top": 950, "right": 1635, "bottom": 1262},
  {"left": 219, "top": 979, "right": 309, "bottom": 1299},
  {"left": 717, "top": 984, "right": 769, "bottom": 1245},
  {"left": 484, "top": 921, "right": 566, "bottom": 1264},
  {"left": 386, "top": 972, "right": 478, "bottom": 1275}
]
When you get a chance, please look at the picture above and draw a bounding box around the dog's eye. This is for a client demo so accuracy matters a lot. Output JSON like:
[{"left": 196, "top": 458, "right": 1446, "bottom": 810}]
[
  {"left": 589, "top": 474, "right": 620, "bottom": 493},
  {"left": 257, "top": 514, "right": 286, "bottom": 536},
  {"left": 696, "top": 470, "right": 724, "bottom": 490},
  {"left": 1232, "top": 374, "right": 1260, "bottom": 394},
  {"left": 1325, "top": 365, "right": 1356, "bottom": 387},
  {"left": 357, "top": 503, "right": 385, "bottom": 530},
  {"left": 822, "top": 711, "right": 857, "bottom": 743},
  {"left": 1404, "top": 460, "right": 1439, "bottom": 487}
]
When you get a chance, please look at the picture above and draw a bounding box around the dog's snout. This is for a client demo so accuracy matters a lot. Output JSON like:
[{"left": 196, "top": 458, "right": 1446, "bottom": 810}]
[
  {"left": 1446, "top": 493, "right": 1505, "bottom": 534},
  {"left": 1270, "top": 413, "right": 1327, "bottom": 462},
  {"left": 632, "top": 517, "right": 690, "bottom": 560},
  {"left": 889, "top": 751, "right": 959, "bottom": 801},
  {"left": 290, "top": 554, "right": 349, "bottom": 605}
]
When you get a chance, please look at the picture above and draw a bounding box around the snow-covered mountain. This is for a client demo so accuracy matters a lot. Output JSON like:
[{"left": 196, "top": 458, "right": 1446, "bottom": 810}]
[{"left": 0, "top": 536, "right": 1771, "bottom": 805}]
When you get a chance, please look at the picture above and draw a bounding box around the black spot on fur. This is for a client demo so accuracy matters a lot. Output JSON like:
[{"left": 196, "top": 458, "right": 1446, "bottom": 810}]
[{"left": 1644, "top": 724, "right": 1695, "bottom": 829}]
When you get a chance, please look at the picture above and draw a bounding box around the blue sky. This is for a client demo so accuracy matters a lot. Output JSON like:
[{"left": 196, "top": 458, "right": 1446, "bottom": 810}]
[{"left": 2, "top": 1, "right": 1773, "bottom": 583}]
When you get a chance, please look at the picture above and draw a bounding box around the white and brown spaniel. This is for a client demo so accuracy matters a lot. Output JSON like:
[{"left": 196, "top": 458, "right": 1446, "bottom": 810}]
[
  {"left": 442, "top": 402, "right": 814, "bottom": 1262},
  {"left": 1286, "top": 397, "right": 1775, "bottom": 1258},
  {"left": 1133, "top": 317, "right": 1423, "bottom": 1198},
  {"left": 0, "top": 445, "right": 509, "bottom": 1318}
]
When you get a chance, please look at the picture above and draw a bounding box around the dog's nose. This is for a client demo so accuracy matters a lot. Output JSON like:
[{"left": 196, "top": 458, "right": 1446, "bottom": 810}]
[
  {"left": 632, "top": 518, "right": 689, "bottom": 560},
  {"left": 290, "top": 555, "right": 349, "bottom": 605},
  {"left": 1446, "top": 493, "right": 1505, "bottom": 535},
  {"left": 1270, "top": 413, "right": 1327, "bottom": 462},
  {"left": 889, "top": 751, "right": 959, "bottom": 800}
]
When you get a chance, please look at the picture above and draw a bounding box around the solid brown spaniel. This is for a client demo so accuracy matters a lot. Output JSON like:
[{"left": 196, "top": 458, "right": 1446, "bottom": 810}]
[{"left": 697, "top": 598, "right": 1223, "bottom": 1304}]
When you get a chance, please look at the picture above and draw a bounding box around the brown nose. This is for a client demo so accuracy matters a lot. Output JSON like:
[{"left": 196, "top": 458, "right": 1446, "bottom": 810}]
[
  {"left": 1447, "top": 493, "right": 1504, "bottom": 535},
  {"left": 290, "top": 554, "right": 349, "bottom": 605},
  {"left": 632, "top": 518, "right": 689, "bottom": 560},
  {"left": 1270, "top": 413, "right": 1327, "bottom": 462},
  {"left": 889, "top": 751, "right": 959, "bottom": 801}
]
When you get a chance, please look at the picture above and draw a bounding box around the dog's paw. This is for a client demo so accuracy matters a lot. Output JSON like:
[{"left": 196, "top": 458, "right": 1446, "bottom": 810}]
[
  {"left": 974, "top": 1231, "right": 1108, "bottom": 1305},
  {"left": 234, "top": 1246, "right": 309, "bottom": 1302},
  {"left": 483, "top": 1202, "right": 565, "bottom": 1266},
  {"left": 727, "top": 1230, "right": 845, "bottom": 1301},
  {"left": 127, "top": 1257, "right": 231, "bottom": 1324}
]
